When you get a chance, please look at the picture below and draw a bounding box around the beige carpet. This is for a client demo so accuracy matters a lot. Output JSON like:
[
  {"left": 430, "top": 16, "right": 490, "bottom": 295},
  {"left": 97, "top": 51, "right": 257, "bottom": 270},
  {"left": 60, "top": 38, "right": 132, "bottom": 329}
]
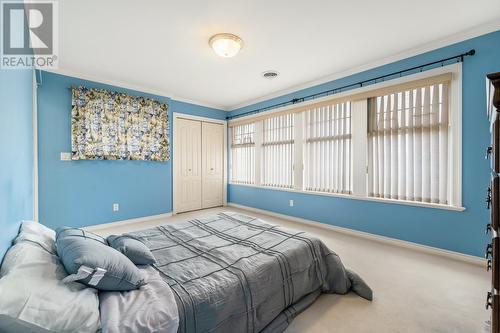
[{"left": 92, "top": 207, "right": 490, "bottom": 333}]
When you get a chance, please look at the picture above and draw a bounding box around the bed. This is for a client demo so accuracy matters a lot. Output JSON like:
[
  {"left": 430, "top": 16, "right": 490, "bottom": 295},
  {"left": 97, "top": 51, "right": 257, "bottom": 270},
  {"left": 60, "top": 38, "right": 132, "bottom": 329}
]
[
  {"left": 0, "top": 212, "right": 372, "bottom": 333},
  {"left": 100, "top": 211, "right": 372, "bottom": 333}
]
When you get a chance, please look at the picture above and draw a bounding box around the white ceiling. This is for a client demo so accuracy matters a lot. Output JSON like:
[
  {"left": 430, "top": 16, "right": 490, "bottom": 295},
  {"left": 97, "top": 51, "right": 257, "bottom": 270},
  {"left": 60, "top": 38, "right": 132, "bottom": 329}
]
[{"left": 57, "top": 0, "right": 500, "bottom": 110}]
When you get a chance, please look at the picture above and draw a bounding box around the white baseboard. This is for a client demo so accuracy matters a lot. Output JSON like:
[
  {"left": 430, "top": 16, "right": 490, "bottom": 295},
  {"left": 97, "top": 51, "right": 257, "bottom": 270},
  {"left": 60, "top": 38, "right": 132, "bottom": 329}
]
[
  {"left": 227, "top": 202, "right": 486, "bottom": 266},
  {"left": 84, "top": 212, "right": 173, "bottom": 232}
]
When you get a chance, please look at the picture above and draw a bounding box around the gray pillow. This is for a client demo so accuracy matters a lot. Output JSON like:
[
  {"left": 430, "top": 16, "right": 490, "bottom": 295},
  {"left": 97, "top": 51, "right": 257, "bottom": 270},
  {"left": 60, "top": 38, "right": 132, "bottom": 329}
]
[
  {"left": 107, "top": 235, "right": 156, "bottom": 265},
  {"left": 56, "top": 227, "right": 146, "bottom": 291}
]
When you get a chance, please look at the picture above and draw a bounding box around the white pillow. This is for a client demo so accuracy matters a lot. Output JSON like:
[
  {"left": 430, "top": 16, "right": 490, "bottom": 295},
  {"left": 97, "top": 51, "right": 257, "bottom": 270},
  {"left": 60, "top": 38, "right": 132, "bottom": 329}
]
[
  {"left": 14, "top": 221, "right": 56, "bottom": 253},
  {"left": 0, "top": 221, "right": 100, "bottom": 333},
  {"left": 99, "top": 266, "right": 179, "bottom": 333}
]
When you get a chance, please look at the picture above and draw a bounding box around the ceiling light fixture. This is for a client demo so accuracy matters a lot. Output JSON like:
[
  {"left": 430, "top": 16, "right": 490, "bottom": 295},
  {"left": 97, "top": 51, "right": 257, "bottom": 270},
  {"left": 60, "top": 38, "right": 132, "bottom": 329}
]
[{"left": 209, "top": 33, "right": 243, "bottom": 58}]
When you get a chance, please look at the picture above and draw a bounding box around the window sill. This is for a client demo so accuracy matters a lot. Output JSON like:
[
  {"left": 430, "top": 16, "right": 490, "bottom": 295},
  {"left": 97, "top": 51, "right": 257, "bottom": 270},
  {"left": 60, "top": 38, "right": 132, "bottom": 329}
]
[{"left": 229, "top": 182, "right": 466, "bottom": 212}]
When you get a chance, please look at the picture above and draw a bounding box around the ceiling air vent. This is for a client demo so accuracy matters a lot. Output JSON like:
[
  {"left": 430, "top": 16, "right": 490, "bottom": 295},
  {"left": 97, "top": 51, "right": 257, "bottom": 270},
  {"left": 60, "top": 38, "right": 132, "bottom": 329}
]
[{"left": 262, "top": 70, "right": 279, "bottom": 79}]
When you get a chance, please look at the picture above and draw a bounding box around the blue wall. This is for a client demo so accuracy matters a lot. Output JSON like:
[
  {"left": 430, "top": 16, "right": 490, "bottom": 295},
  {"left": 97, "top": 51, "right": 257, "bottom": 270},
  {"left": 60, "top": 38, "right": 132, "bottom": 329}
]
[
  {"left": 228, "top": 30, "right": 500, "bottom": 257},
  {"left": 0, "top": 69, "right": 34, "bottom": 262},
  {"left": 37, "top": 71, "right": 224, "bottom": 229},
  {"left": 170, "top": 99, "right": 227, "bottom": 120}
]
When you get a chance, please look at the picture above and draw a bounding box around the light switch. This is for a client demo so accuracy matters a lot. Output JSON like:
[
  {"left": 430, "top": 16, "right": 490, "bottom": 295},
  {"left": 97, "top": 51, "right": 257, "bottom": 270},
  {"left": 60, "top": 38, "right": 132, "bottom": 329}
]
[{"left": 60, "top": 152, "right": 72, "bottom": 161}]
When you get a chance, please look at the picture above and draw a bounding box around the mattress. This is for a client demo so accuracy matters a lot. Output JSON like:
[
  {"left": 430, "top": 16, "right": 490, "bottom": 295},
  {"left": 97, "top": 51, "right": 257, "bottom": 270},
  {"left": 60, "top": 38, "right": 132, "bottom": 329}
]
[{"left": 128, "top": 211, "right": 372, "bottom": 333}]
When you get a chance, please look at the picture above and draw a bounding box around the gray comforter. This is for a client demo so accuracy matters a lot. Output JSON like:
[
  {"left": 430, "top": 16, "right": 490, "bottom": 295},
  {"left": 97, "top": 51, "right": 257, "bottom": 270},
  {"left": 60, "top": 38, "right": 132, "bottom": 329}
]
[{"left": 129, "top": 212, "right": 372, "bottom": 333}]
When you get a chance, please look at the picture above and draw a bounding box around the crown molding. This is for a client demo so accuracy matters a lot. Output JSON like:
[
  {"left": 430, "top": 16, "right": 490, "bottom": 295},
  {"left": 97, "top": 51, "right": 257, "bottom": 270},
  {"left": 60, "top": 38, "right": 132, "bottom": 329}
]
[
  {"left": 38, "top": 67, "right": 228, "bottom": 111},
  {"left": 169, "top": 93, "right": 228, "bottom": 111},
  {"left": 228, "top": 20, "right": 500, "bottom": 111}
]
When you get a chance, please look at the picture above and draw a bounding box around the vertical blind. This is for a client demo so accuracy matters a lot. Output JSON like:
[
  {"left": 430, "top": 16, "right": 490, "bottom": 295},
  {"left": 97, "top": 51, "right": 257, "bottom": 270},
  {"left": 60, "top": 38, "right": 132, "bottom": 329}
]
[
  {"left": 230, "top": 123, "right": 255, "bottom": 184},
  {"left": 304, "top": 102, "right": 352, "bottom": 194},
  {"left": 262, "top": 113, "right": 294, "bottom": 188},
  {"left": 367, "top": 82, "right": 449, "bottom": 204}
]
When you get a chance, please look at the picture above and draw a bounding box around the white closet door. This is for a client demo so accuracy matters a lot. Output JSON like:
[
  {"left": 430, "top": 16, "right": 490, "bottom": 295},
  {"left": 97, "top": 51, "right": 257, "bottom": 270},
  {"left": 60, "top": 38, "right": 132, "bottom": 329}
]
[
  {"left": 202, "top": 122, "right": 224, "bottom": 208},
  {"left": 175, "top": 118, "right": 202, "bottom": 213}
]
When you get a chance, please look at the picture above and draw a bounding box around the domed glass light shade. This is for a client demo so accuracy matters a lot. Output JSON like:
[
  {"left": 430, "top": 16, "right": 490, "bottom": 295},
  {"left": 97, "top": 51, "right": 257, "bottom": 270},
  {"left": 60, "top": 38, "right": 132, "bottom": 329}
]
[{"left": 209, "top": 33, "right": 243, "bottom": 58}]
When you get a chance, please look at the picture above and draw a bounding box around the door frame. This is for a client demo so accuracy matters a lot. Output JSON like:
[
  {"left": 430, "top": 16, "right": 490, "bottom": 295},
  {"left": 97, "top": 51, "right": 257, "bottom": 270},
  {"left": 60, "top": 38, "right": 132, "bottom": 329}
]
[{"left": 172, "top": 112, "right": 228, "bottom": 214}]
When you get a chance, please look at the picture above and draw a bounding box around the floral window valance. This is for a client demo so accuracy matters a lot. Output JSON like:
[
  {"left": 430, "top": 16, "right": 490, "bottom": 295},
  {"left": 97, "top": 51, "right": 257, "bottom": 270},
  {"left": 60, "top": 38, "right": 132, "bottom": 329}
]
[{"left": 71, "top": 86, "right": 170, "bottom": 161}]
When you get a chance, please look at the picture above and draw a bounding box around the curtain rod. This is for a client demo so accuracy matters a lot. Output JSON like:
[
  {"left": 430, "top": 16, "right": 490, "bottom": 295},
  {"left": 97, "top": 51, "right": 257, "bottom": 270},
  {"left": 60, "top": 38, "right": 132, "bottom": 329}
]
[{"left": 226, "top": 49, "right": 476, "bottom": 121}]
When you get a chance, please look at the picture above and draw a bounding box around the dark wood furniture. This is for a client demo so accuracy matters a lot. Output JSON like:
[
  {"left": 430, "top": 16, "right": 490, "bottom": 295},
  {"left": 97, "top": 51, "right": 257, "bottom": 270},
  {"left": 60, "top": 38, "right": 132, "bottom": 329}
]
[{"left": 486, "top": 72, "right": 500, "bottom": 333}]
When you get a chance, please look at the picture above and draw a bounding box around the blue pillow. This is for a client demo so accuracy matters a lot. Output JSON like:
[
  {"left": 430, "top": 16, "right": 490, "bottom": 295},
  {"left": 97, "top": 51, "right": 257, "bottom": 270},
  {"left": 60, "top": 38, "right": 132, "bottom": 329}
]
[
  {"left": 107, "top": 234, "right": 156, "bottom": 265},
  {"left": 56, "top": 227, "right": 145, "bottom": 291}
]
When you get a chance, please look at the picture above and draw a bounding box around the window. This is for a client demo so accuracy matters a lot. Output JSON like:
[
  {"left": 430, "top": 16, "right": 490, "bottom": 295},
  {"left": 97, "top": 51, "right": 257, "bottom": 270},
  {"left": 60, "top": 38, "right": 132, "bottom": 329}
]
[
  {"left": 230, "top": 123, "right": 255, "bottom": 184},
  {"left": 261, "top": 113, "right": 294, "bottom": 188},
  {"left": 304, "top": 102, "right": 352, "bottom": 194},
  {"left": 229, "top": 64, "right": 461, "bottom": 210},
  {"left": 367, "top": 82, "right": 449, "bottom": 204}
]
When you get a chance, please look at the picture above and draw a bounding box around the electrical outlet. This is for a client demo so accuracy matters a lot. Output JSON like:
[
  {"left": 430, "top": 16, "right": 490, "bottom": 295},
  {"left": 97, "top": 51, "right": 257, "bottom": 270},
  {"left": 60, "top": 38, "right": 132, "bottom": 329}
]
[
  {"left": 289, "top": 199, "right": 294, "bottom": 207},
  {"left": 113, "top": 203, "right": 119, "bottom": 212}
]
